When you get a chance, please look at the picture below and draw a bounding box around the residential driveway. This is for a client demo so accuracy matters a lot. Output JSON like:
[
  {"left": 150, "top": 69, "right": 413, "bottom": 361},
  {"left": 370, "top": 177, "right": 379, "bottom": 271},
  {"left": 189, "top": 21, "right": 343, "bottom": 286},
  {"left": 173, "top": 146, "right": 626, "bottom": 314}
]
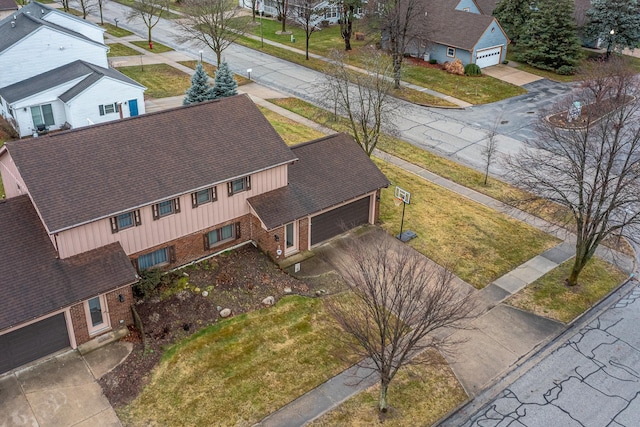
[
  {"left": 482, "top": 64, "right": 543, "bottom": 86},
  {"left": 0, "top": 343, "right": 131, "bottom": 427}
]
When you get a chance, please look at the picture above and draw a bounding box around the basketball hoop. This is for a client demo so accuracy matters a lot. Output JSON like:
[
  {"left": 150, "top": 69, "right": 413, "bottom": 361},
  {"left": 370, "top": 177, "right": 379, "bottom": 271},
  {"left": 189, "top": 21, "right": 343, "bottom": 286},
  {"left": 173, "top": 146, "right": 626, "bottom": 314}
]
[{"left": 394, "top": 197, "right": 403, "bottom": 207}]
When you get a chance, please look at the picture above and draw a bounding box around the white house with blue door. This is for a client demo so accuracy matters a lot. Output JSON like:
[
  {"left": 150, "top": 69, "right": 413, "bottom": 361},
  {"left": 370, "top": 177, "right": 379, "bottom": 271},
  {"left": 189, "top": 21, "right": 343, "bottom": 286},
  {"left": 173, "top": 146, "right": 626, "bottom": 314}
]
[
  {"left": 407, "top": 0, "right": 508, "bottom": 68},
  {"left": 0, "top": 1, "right": 146, "bottom": 137}
]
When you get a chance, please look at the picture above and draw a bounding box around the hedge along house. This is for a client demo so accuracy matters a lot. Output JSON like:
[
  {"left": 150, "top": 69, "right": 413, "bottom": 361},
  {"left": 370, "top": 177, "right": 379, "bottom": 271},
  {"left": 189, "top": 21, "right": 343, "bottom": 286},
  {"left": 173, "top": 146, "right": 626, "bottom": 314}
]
[
  {"left": 0, "top": 95, "right": 389, "bottom": 374},
  {"left": 408, "top": 0, "right": 508, "bottom": 68}
]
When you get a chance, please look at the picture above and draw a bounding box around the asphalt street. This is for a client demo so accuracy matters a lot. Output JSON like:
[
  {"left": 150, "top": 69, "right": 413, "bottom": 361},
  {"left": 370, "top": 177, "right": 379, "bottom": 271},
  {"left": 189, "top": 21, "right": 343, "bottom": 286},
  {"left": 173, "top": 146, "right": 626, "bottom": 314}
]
[{"left": 94, "top": 2, "right": 574, "bottom": 173}]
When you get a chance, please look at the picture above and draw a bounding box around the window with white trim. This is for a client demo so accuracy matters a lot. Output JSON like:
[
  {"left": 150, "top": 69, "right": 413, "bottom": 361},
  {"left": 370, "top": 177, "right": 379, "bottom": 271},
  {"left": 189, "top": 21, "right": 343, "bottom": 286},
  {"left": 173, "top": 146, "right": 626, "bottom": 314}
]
[
  {"left": 110, "top": 209, "right": 141, "bottom": 233},
  {"left": 227, "top": 176, "right": 251, "bottom": 196},
  {"left": 446, "top": 47, "right": 456, "bottom": 57},
  {"left": 152, "top": 198, "right": 181, "bottom": 219},
  {"left": 191, "top": 187, "right": 217, "bottom": 208},
  {"left": 204, "top": 223, "right": 240, "bottom": 250},
  {"left": 99, "top": 102, "right": 120, "bottom": 116}
]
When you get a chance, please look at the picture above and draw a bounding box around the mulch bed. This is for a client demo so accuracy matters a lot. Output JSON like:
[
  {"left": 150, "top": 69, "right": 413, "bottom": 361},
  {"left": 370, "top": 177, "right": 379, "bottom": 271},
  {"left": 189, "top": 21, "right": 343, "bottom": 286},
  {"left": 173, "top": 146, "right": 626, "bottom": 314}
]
[
  {"left": 404, "top": 56, "right": 444, "bottom": 70},
  {"left": 99, "top": 245, "right": 340, "bottom": 408},
  {"left": 547, "top": 95, "right": 634, "bottom": 129}
]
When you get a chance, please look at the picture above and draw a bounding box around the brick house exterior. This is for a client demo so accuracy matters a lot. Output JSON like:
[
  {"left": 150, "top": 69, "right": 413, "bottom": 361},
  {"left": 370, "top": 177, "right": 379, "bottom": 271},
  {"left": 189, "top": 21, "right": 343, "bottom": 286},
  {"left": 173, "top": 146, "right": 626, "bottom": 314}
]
[{"left": 0, "top": 95, "right": 388, "bottom": 374}]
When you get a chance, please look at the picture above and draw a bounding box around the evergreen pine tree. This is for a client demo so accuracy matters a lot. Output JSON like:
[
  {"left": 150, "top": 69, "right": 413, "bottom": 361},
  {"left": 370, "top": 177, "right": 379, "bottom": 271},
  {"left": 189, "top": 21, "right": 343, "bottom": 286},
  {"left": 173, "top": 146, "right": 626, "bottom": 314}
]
[
  {"left": 493, "top": 0, "right": 533, "bottom": 44},
  {"left": 516, "top": 0, "right": 582, "bottom": 74},
  {"left": 209, "top": 62, "right": 238, "bottom": 100},
  {"left": 183, "top": 62, "right": 212, "bottom": 105},
  {"left": 585, "top": 0, "right": 640, "bottom": 56}
]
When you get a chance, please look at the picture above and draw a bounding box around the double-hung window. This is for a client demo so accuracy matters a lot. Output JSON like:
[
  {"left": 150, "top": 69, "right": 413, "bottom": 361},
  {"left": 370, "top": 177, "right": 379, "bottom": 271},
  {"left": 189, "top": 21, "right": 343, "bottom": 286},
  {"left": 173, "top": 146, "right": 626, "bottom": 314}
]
[
  {"left": 31, "top": 104, "right": 55, "bottom": 128},
  {"left": 110, "top": 209, "right": 141, "bottom": 233},
  {"left": 99, "top": 103, "right": 119, "bottom": 116},
  {"left": 227, "top": 176, "right": 251, "bottom": 196},
  {"left": 204, "top": 223, "right": 240, "bottom": 250},
  {"left": 152, "top": 198, "right": 181, "bottom": 220},
  {"left": 191, "top": 187, "right": 217, "bottom": 208},
  {"left": 446, "top": 47, "right": 456, "bottom": 58},
  {"left": 137, "top": 246, "right": 175, "bottom": 270}
]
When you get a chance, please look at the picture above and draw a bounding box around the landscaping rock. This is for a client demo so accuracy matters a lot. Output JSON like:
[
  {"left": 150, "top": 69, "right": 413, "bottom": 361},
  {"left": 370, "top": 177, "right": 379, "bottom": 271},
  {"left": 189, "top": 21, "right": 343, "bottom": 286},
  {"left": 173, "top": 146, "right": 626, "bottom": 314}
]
[
  {"left": 284, "top": 287, "right": 292, "bottom": 294},
  {"left": 220, "top": 308, "right": 232, "bottom": 318},
  {"left": 262, "top": 296, "right": 275, "bottom": 306},
  {"left": 217, "top": 306, "right": 222, "bottom": 312},
  {"left": 202, "top": 291, "right": 209, "bottom": 297},
  {"left": 315, "top": 289, "right": 327, "bottom": 296}
]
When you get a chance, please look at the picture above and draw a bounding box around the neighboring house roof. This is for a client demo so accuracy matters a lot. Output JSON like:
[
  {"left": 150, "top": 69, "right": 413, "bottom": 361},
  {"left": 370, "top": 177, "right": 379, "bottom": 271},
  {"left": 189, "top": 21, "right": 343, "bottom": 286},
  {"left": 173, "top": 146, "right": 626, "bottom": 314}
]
[
  {"left": 0, "top": 0, "right": 18, "bottom": 12},
  {"left": 247, "top": 133, "right": 390, "bottom": 230},
  {"left": 0, "top": 60, "right": 145, "bottom": 104},
  {"left": 0, "top": 195, "right": 137, "bottom": 332},
  {"left": 426, "top": 0, "right": 499, "bottom": 50},
  {"left": 473, "top": 0, "right": 499, "bottom": 15},
  {"left": 0, "top": 2, "right": 103, "bottom": 53},
  {"left": 6, "top": 95, "right": 298, "bottom": 233}
]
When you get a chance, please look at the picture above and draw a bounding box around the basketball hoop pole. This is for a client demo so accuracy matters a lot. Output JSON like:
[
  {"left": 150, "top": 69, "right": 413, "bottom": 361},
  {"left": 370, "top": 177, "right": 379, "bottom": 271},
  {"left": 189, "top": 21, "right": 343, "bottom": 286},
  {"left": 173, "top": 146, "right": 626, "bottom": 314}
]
[{"left": 399, "top": 198, "right": 406, "bottom": 240}]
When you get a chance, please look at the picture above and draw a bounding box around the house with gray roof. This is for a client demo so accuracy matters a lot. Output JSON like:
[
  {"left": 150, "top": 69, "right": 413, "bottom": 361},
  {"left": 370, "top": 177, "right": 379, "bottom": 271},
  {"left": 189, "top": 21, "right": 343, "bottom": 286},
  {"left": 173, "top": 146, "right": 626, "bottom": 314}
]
[
  {"left": 0, "top": 1, "right": 145, "bottom": 137},
  {"left": 0, "top": 95, "right": 389, "bottom": 374}
]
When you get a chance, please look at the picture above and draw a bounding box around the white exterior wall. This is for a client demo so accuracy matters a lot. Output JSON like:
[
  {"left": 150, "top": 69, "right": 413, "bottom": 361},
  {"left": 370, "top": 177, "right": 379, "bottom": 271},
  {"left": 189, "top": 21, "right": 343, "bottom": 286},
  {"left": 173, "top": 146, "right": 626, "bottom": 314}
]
[
  {"left": 43, "top": 11, "right": 105, "bottom": 44},
  {"left": 0, "top": 150, "right": 27, "bottom": 199},
  {"left": 55, "top": 166, "right": 289, "bottom": 258},
  {"left": 65, "top": 78, "right": 145, "bottom": 127},
  {"left": 0, "top": 27, "right": 108, "bottom": 87}
]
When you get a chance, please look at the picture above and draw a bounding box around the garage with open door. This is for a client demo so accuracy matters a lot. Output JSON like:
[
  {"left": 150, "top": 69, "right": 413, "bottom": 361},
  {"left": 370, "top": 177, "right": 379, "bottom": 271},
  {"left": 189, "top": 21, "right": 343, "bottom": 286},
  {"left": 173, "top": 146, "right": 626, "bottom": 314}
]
[
  {"left": 310, "top": 196, "right": 371, "bottom": 246},
  {"left": 476, "top": 46, "right": 502, "bottom": 68},
  {"left": 0, "top": 313, "right": 70, "bottom": 374}
]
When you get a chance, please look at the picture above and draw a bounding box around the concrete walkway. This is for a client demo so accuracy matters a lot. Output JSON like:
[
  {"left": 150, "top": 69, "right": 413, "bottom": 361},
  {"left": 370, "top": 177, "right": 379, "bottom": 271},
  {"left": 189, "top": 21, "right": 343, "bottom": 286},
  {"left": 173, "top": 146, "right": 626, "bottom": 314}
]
[{"left": 0, "top": 342, "right": 132, "bottom": 427}]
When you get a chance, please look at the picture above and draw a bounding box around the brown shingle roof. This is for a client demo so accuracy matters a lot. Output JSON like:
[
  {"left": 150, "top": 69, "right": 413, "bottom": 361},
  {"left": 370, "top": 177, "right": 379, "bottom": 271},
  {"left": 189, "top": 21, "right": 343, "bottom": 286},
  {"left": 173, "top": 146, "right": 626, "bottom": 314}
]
[
  {"left": 0, "top": 195, "right": 137, "bottom": 331},
  {"left": 474, "top": 0, "right": 499, "bottom": 15},
  {"left": 426, "top": 0, "right": 498, "bottom": 50},
  {"left": 0, "top": 0, "right": 18, "bottom": 11},
  {"left": 248, "top": 133, "right": 389, "bottom": 229},
  {"left": 6, "top": 95, "right": 297, "bottom": 232}
]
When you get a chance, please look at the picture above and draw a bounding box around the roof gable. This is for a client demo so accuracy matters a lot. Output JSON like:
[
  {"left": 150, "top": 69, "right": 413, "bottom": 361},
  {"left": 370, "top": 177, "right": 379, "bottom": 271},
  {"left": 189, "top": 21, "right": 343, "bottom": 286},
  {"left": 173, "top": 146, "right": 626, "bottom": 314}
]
[
  {"left": 6, "top": 95, "right": 298, "bottom": 232},
  {"left": 426, "top": 0, "right": 499, "bottom": 49},
  {"left": 0, "top": 195, "right": 137, "bottom": 331},
  {"left": 248, "top": 133, "right": 390, "bottom": 229}
]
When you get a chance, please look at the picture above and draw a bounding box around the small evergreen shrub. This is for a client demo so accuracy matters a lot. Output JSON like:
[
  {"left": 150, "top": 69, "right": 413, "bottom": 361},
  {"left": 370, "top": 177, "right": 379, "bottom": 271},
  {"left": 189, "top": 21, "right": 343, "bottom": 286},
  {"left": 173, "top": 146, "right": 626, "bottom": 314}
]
[
  {"left": 429, "top": 59, "right": 437, "bottom": 64},
  {"left": 133, "top": 269, "right": 165, "bottom": 299},
  {"left": 464, "top": 63, "right": 482, "bottom": 76}
]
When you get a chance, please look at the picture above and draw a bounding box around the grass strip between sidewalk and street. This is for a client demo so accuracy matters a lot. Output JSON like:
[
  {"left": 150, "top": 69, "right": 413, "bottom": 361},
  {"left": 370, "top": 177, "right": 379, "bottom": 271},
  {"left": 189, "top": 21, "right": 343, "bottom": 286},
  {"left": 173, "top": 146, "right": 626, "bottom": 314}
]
[
  {"left": 107, "top": 43, "right": 141, "bottom": 57},
  {"left": 100, "top": 22, "right": 134, "bottom": 38},
  {"left": 117, "top": 64, "right": 190, "bottom": 98},
  {"left": 308, "top": 351, "right": 467, "bottom": 427},
  {"left": 118, "top": 295, "right": 359, "bottom": 427},
  {"left": 130, "top": 40, "right": 174, "bottom": 53},
  {"left": 506, "top": 257, "right": 628, "bottom": 323}
]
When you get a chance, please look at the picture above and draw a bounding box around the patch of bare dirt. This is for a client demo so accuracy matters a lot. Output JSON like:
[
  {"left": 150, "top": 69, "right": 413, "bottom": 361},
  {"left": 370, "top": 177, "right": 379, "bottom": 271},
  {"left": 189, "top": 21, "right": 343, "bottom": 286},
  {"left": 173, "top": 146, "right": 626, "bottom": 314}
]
[
  {"left": 99, "top": 245, "right": 343, "bottom": 408},
  {"left": 404, "top": 56, "right": 444, "bottom": 70}
]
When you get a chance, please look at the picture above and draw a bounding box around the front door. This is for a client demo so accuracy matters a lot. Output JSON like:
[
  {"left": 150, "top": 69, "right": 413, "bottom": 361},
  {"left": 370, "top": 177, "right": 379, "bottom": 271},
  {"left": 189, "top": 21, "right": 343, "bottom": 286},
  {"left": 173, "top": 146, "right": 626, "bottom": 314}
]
[
  {"left": 284, "top": 221, "right": 297, "bottom": 255},
  {"left": 85, "top": 295, "right": 110, "bottom": 335},
  {"left": 128, "top": 99, "right": 139, "bottom": 117}
]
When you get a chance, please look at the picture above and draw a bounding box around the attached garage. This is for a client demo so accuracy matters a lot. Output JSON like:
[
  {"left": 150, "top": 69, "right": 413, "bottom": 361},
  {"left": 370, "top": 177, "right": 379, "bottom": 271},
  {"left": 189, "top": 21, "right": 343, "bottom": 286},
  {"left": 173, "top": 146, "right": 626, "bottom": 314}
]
[
  {"left": 0, "top": 313, "right": 70, "bottom": 374},
  {"left": 476, "top": 47, "right": 502, "bottom": 68},
  {"left": 310, "top": 196, "right": 371, "bottom": 246}
]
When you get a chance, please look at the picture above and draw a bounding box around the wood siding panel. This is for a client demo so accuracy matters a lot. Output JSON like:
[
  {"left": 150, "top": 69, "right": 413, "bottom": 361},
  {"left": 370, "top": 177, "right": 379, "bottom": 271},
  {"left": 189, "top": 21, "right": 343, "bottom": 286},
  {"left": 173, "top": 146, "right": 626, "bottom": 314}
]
[
  {"left": 0, "top": 28, "right": 108, "bottom": 88},
  {"left": 43, "top": 12, "right": 105, "bottom": 44},
  {"left": 0, "top": 151, "right": 27, "bottom": 199},
  {"left": 55, "top": 166, "right": 289, "bottom": 258}
]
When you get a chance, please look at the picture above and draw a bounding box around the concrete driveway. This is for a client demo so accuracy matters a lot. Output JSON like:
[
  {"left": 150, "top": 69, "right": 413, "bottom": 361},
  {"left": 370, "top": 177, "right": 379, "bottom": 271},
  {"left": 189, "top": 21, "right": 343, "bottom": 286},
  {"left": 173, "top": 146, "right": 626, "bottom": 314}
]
[
  {"left": 0, "top": 343, "right": 131, "bottom": 427},
  {"left": 482, "top": 64, "right": 544, "bottom": 86}
]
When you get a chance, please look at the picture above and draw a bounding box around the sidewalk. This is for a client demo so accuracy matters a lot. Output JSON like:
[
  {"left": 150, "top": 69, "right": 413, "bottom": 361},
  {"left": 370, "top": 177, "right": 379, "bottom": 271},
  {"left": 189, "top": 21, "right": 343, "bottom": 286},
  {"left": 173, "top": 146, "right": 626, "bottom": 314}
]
[{"left": 101, "top": 23, "right": 635, "bottom": 426}]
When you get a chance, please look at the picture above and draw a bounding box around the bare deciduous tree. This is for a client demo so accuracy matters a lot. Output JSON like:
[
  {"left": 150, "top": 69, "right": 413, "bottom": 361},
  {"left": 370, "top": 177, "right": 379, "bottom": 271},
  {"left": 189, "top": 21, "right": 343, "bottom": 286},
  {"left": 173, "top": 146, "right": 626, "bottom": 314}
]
[
  {"left": 326, "top": 235, "right": 476, "bottom": 413},
  {"left": 505, "top": 57, "right": 640, "bottom": 286},
  {"left": 97, "top": 0, "right": 107, "bottom": 25},
  {"left": 175, "top": 0, "right": 247, "bottom": 65},
  {"left": 77, "top": 0, "right": 97, "bottom": 19},
  {"left": 58, "top": 0, "right": 70, "bottom": 12},
  {"left": 127, "top": 0, "right": 171, "bottom": 45},
  {"left": 290, "top": 0, "right": 324, "bottom": 60},
  {"left": 332, "top": 0, "right": 362, "bottom": 51},
  {"left": 275, "top": 0, "right": 290, "bottom": 33},
  {"left": 322, "top": 47, "right": 397, "bottom": 156},
  {"left": 367, "top": 0, "right": 428, "bottom": 88},
  {"left": 481, "top": 116, "right": 501, "bottom": 185}
]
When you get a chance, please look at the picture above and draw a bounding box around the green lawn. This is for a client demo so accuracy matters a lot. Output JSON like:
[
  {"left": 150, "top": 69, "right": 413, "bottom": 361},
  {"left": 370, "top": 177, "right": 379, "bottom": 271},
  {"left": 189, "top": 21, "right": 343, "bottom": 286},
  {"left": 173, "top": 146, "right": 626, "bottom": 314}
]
[
  {"left": 376, "top": 160, "right": 559, "bottom": 288},
  {"left": 117, "top": 64, "right": 190, "bottom": 98},
  {"left": 237, "top": 17, "right": 525, "bottom": 105},
  {"left": 309, "top": 351, "right": 467, "bottom": 426},
  {"left": 107, "top": 43, "right": 141, "bottom": 57},
  {"left": 100, "top": 23, "right": 134, "bottom": 38},
  {"left": 177, "top": 61, "right": 251, "bottom": 86},
  {"left": 119, "top": 296, "right": 358, "bottom": 427},
  {"left": 130, "top": 40, "right": 174, "bottom": 53},
  {"left": 507, "top": 257, "right": 627, "bottom": 323},
  {"left": 259, "top": 106, "right": 327, "bottom": 145}
]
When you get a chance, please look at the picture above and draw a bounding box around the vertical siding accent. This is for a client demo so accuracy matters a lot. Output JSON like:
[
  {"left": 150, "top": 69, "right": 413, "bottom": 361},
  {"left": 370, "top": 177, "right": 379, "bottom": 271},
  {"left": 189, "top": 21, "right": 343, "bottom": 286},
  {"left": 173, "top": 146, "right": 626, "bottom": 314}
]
[
  {"left": 55, "top": 166, "right": 289, "bottom": 258},
  {"left": 0, "top": 152, "right": 27, "bottom": 198}
]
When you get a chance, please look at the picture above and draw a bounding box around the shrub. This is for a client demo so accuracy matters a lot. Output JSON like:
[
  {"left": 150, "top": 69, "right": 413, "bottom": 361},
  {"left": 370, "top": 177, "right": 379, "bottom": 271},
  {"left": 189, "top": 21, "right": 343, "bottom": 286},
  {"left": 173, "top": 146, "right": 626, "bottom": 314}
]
[
  {"left": 429, "top": 59, "right": 437, "bottom": 64},
  {"left": 133, "top": 268, "right": 165, "bottom": 299},
  {"left": 502, "top": 60, "right": 509, "bottom": 65},
  {"left": 556, "top": 65, "right": 576, "bottom": 75},
  {"left": 464, "top": 63, "right": 482, "bottom": 76}
]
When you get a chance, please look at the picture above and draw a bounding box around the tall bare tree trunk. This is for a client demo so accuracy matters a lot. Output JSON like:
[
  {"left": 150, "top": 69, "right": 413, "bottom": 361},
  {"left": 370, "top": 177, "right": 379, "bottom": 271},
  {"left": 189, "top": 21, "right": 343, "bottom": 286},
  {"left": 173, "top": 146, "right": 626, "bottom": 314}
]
[{"left": 379, "top": 379, "right": 390, "bottom": 412}]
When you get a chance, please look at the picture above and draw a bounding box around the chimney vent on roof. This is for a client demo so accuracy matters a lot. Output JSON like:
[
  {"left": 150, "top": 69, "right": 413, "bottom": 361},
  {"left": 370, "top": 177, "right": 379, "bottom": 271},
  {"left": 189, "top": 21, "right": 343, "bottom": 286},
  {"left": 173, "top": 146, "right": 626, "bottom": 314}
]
[{"left": 42, "top": 9, "right": 45, "bottom": 14}]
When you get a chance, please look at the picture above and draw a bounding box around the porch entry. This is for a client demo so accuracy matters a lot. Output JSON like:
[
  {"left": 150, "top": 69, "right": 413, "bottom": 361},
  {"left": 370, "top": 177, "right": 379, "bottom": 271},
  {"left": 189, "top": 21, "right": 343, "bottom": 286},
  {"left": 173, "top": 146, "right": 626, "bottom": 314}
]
[
  {"left": 284, "top": 221, "right": 297, "bottom": 255},
  {"left": 85, "top": 295, "right": 110, "bottom": 335},
  {"left": 128, "top": 99, "right": 139, "bottom": 117}
]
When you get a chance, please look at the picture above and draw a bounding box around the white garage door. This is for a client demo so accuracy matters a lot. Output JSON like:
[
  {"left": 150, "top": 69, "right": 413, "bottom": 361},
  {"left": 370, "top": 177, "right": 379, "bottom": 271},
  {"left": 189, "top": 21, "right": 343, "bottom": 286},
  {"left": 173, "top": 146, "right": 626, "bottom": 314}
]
[{"left": 476, "top": 47, "right": 502, "bottom": 68}]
